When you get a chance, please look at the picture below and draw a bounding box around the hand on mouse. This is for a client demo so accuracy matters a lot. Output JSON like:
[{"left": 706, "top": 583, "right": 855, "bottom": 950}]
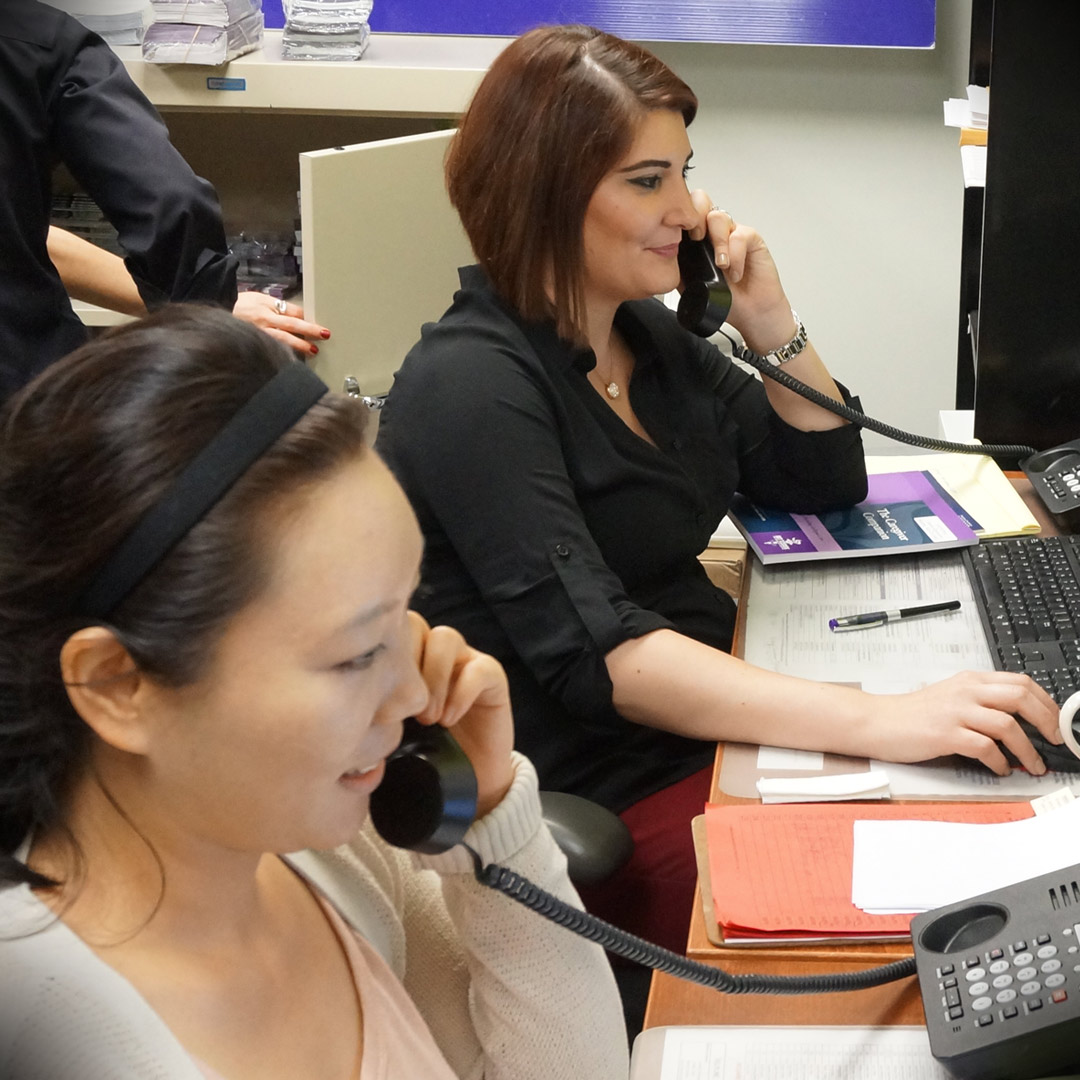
[{"left": 867, "top": 671, "right": 1061, "bottom": 776}]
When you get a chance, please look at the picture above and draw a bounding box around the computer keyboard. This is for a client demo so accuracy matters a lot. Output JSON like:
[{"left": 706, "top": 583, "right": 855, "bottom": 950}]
[{"left": 962, "top": 535, "right": 1080, "bottom": 705}]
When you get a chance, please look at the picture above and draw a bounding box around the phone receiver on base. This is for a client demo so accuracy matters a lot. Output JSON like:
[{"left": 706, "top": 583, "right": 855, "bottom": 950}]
[
  {"left": 676, "top": 232, "right": 733, "bottom": 338},
  {"left": 369, "top": 718, "right": 478, "bottom": 854}
]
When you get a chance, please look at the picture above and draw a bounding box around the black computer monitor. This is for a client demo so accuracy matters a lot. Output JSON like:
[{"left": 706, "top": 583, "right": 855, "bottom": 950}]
[{"left": 972, "top": 0, "right": 1080, "bottom": 455}]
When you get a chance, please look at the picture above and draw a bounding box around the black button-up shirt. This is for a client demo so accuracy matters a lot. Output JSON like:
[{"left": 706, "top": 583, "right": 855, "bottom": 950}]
[
  {"left": 0, "top": 1, "right": 237, "bottom": 400},
  {"left": 379, "top": 266, "right": 867, "bottom": 812}
]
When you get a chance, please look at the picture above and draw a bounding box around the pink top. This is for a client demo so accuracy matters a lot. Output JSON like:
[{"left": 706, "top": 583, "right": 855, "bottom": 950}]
[{"left": 194, "top": 893, "right": 458, "bottom": 1080}]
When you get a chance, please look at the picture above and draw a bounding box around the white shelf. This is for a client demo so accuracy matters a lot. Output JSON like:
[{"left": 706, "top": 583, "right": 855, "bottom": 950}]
[
  {"left": 73, "top": 300, "right": 137, "bottom": 327},
  {"left": 115, "top": 31, "right": 508, "bottom": 116}
]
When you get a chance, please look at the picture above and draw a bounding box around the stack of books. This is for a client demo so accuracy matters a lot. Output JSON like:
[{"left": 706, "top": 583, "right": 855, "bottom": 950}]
[
  {"left": 142, "top": 0, "right": 264, "bottom": 64},
  {"left": 281, "top": 0, "right": 371, "bottom": 61}
]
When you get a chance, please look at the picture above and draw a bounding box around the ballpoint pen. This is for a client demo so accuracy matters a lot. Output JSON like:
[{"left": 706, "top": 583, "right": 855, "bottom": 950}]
[{"left": 828, "top": 600, "right": 962, "bottom": 632}]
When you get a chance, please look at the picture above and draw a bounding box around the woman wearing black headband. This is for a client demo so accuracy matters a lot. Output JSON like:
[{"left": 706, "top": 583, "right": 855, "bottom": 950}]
[{"left": 0, "top": 306, "right": 625, "bottom": 1079}]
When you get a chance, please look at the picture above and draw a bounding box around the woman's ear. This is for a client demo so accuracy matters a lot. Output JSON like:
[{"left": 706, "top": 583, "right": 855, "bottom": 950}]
[{"left": 60, "top": 627, "right": 149, "bottom": 755}]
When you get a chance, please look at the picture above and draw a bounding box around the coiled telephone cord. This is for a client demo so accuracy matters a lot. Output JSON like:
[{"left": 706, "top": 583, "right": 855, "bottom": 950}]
[{"left": 465, "top": 845, "right": 917, "bottom": 996}]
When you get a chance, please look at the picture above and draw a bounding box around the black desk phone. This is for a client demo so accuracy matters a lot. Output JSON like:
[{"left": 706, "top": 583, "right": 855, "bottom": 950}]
[
  {"left": 675, "top": 231, "right": 1080, "bottom": 530},
  {"left": 1021, "top": 440, "right": 1080, "bottom": 534},
  {"left": 912, "top": 865, "right": 1080, "bottom": 1080}
]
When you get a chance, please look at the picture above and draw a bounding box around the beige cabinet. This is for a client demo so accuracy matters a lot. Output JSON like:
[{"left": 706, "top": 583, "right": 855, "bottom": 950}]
[{"left": 300, "top": 128, "right": 473, "bottom": 397}]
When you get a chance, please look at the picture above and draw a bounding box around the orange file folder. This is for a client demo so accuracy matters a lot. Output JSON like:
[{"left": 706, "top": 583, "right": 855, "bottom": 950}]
[{"left": 704, "top": 801, "right": 1033, "bottom": 942}]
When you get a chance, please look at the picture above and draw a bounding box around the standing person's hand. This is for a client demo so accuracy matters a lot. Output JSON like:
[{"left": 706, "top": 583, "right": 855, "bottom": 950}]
[{"left": 231, "top": 292, "right": 331, "bottom": 357}]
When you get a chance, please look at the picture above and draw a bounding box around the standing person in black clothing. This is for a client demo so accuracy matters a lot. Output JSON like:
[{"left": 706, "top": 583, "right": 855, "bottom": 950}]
[
  {"left": 377, "top": 24, "right": 1062, "bottom": 954},
  {"left": 0, "top": 0, "right": 237, "bottom": 400}
]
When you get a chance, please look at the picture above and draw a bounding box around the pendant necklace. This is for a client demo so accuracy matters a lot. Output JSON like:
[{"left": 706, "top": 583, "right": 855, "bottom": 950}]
[
  {"left": 594, "top": 339, "right": 622, "bottom": 399},
  {"left": 597, "top": 358, "right": 620, "bottom": 399}
]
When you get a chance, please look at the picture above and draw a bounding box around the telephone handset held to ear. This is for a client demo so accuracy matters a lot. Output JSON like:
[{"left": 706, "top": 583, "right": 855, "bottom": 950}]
[
  {"left": 674, "top": 231, "right": 1039, "bottom": 466},
  {"left": 676, "top": 231, "right": 732, "bottom": 338},
  {"left": 368, "top": 717, "right": 478, "bottom": 854}
]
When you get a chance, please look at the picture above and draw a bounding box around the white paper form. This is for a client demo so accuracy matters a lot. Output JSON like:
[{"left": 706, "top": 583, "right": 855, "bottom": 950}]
[
  {"left": 630, "top": 1026, "right": 949, "bottom": 1080},
  {"left": 743, "top": 552, "right": 992, "bottom": 689},
  {"left": 872, "top": 758, "right": 1079, "bottom": 800},
  {"left": 852, "top": 798, "right": 1080, "bottom": 913}
]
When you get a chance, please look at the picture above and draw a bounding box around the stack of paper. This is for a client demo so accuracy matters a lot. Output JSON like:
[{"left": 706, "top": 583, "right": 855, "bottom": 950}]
[
  {"left": 852, "top": 797, "right": 1080, "bottom": 914},
  {"left": 703, "top": 801, "right": 1032, "bottom": 944},
  {"left": 281, "top": 0, "right": 371, "bottom": 61},
  {"left": 142, "top": 0, "right": 263, "bottom": 64},
  {"left": 51, "top": 193, "right": 123, "bottom": 258},
  {"left": 944, "top": 84, "right": 989, "bottom": 188},
  {"left": 51, "top": 0, "right": 150, "bottom": 45},
  {"left": 630, "top": 1026, "right": 950, "bottom": 1080},
  {"left": 150, "top": 0, "right": 257, "bottom": 25}
]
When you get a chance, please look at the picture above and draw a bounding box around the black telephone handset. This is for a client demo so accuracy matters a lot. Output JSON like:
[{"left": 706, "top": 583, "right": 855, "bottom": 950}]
[
  {"left": 676, "top": 231, "right": 733, "bottom": 337},
  {"left": 368, "top": 718, "right": 478, "bottom": 854}
]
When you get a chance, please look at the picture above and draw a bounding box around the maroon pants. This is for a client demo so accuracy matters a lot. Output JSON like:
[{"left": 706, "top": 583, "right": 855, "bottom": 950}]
[{"left": 576, "top": 766, "right": 713, "bottom": 955}]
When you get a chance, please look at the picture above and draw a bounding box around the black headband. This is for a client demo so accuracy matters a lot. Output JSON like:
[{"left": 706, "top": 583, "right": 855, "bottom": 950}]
[{"left": 76, "top": 362, "right": 329, "bottom": 619}]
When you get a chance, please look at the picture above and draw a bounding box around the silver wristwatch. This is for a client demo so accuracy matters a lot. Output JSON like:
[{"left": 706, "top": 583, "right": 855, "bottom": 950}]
[{"left": 757, "top": 311, "right": 808, "bottom": 367}]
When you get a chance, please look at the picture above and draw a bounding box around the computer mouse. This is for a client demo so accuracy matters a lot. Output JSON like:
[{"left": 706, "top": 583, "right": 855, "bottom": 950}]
[{"left": 1003, "top": 717, "right": 1080, "bottom": 774}]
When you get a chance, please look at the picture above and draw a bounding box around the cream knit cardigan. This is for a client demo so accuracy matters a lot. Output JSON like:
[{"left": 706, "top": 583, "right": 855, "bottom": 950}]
[{"left": 0, "top": 754, "right": 629, "bottom": 1080}]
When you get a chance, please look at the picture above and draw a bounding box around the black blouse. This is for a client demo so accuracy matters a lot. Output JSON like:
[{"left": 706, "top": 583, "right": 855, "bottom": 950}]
[
  {"left": 0, "top": 1, "right": 237, "bottom": 401},
  {"left": 378, "top": 266, "right": 867, "bottom": 813}
]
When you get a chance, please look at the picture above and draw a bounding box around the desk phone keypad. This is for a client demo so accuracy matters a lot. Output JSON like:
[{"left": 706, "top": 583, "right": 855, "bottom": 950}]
[
  {"left": 1045, "top": 466, "right": 1080, "bottom": 506},
  {"left": 914, "top": 867, "right": 1080, "bottom": 1080},
  {"left": 934, "top": 931, "right": 1075, "bottom": 1029}
]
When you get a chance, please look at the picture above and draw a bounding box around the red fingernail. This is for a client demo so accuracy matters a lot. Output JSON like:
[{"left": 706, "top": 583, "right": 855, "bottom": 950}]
[
  {"left": 310, "top": 345, "right": 319, "bottom": 356},
  {"left": 321, "top": 329, "right": 331, "bottom": 339}
]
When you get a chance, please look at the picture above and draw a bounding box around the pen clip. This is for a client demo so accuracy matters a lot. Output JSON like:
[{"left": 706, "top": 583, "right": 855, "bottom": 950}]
[{"left": 828, "top": 615, "right": 886, "bottom": 632}]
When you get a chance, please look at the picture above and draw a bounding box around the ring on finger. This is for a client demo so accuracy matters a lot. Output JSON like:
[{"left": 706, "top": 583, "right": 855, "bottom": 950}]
[
  {"left": 274, "top": 298, "right": 288, "bottom": 315},
  {"left": 709, "top": 206, "right": 736, "bottom": 228}
]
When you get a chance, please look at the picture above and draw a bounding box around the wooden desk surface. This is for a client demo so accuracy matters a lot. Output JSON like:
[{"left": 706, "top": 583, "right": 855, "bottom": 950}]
[
  {"left": 644, "top": 476, "right": 1061, "bottom": 1031},
  {"left": 644, "top": 957, "right": 925, "bottom": 1029}
]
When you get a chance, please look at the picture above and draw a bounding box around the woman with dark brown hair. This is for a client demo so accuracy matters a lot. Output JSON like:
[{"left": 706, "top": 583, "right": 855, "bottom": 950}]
[
  {"left": 0, "top": 306, "right": 625, "bottom": 1078},
  {"left": 377, "top": 24, "right": 1059, "bottom": 957}
]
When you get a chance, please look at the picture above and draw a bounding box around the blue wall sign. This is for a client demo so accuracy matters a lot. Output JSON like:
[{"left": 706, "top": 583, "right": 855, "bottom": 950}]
[{"left": 261, "top": 1, "right": 935, "bottom": 48}]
